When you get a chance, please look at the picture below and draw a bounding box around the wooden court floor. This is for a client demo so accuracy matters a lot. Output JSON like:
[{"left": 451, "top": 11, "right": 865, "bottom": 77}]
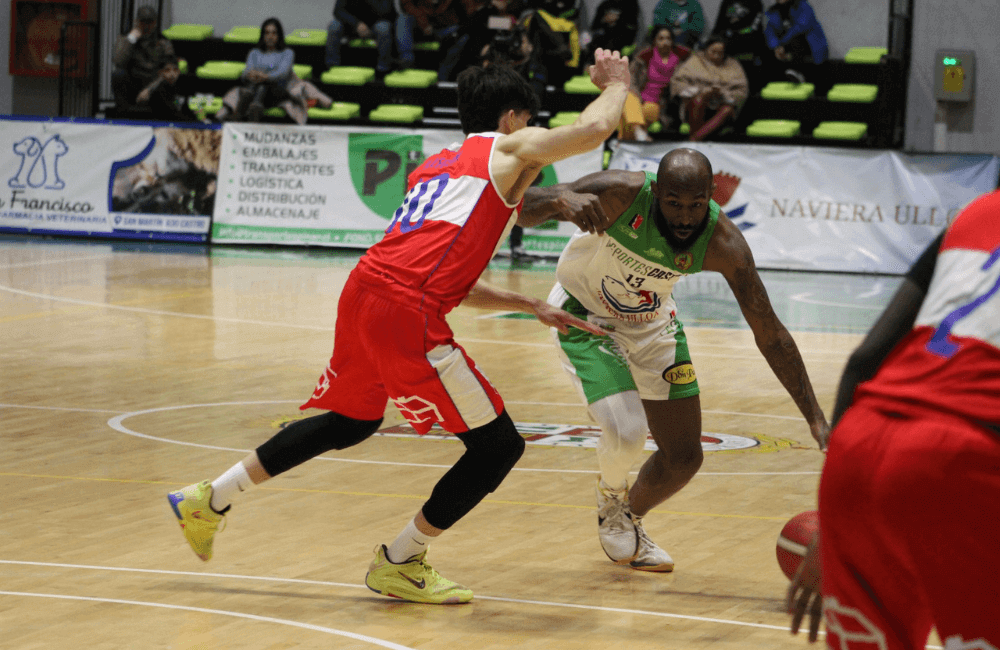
[{"left": 0, "top": 235, "right": 905, "bottom": 649}]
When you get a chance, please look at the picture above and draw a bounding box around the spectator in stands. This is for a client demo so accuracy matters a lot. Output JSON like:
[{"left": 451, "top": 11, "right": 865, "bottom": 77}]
[
  {"left": 398, "top": 0, "right": 475, "bottom": 80},
  {"left": 447, "top": 0, "right": 525, "bottom": 82},
  {"left": 669, "top": 35, "right": 748, "bottom": 141},
  {"left": 652, "top": 0, "right": 705, "bottom": 50},
  {"left": 710, "top": 0, "right": 764, "bottom": 89},
  {"left": 327, "top": 0, "right": 397, "bottom": 78},
  {"left": 483, "top": 25, "right": 547, "bottom": 100},
  {"left": 136, "top": 56, "right": 201, "bottom": 122},
  {"left": 619, "top": 25, "right": 680, "bottom": 141},
  {"left": 523, "top": 0, "right": 582, "bottom": 86},
  {"left": 762, "top": 0, "right": 828, "bottom": 85},
  {"left": 583, "top": 0, "right": 639, "bottom": 68},
  {"left": 112, "top": 5, "right": 174, "bottom": 113},
  {"left": 217, "top": 17, "right": 333, "bottom": 125}
]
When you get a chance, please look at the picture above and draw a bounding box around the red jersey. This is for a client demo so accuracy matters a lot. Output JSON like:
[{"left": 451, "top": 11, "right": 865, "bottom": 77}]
[
  {"left": 356, "top": 132, "right": 521, "bottom": 313},
  {"left": 857, "top": 190, "right": 1000, "bottom": 427}
]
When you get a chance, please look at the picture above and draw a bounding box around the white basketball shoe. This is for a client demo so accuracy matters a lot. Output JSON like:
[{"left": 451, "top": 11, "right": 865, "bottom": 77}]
[
  {"left": 630, "top": 516, "right": 675, "bottom": 572},
  {"left": 596, "top": 480, "right": 639, "bottom": 563}
]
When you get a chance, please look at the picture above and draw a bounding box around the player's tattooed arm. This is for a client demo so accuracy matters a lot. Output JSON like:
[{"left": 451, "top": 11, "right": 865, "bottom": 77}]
[
  {"left": 708, "top": 216, "right": 830, "bottom": 449},
  {"left": 519, "top": 170, "right": 645, "bottom": 233}
]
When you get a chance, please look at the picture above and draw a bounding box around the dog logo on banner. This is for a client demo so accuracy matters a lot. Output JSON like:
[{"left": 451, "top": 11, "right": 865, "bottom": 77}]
[{"left": 9, "top": 135, "right": 69, "bottom": 190}]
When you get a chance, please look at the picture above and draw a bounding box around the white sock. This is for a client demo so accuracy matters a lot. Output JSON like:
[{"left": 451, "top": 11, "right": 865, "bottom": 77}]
[
  {"left": 210, "top": 462, "right": 254, "bottom": 513},
  {"left": 386, "top": 519, "right": 436, "bottom": 563}
]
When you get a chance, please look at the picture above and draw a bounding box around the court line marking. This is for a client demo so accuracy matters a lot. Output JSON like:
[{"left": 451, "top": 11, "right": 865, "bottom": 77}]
[
  {"left": 0, "top": 561, "right": 947, "bottom": 649},
  {"left": 0, "top": 254, "right": 111, "bottom": 270},
  {"left": 103, "top": 401, "right": 820, "bottom": 477},
  {"left": 0, "top": 282, "right": 856, "bottom": 354},
  {"left": 0, "top": 560, "right": 793, "bottom": 634},
  {"left": 0, "top": 472, "right": 798, "bottom": 520},
  {"left": 0, "top": 590, "right": 415, "bottom": 650},
  {"left": 790, "top": 292, "right": 885, "bottom": 310}
]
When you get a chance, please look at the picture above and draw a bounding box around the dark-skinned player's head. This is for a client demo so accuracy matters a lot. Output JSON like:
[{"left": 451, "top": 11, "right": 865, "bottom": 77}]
[
  {"left": 456, "top": 63, "right": 540, "bottom": 135},
  {"left": 651, "top": 148, "right": 717, "bottom": 251}
]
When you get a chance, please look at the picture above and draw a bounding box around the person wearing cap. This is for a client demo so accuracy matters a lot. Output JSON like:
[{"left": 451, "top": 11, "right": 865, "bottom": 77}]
[{"left": 112, "top": 6, "right": 175, "bottom": 112}]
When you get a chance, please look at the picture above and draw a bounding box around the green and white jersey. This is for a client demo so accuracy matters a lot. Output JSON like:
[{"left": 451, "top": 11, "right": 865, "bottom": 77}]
[{"left": 554, "top": 171, "right": 720, "bottom": 323}]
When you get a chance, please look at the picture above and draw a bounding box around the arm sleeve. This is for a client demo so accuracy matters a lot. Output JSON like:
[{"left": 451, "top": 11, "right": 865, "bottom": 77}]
[
  {"left": 268, "top": 49, "right": 295, "bottom": 82},
  {"left": 762, "top": 12, "right": 779, "bottom": 49},
  {"left": 776, "top": 2, "right": 816, "bottom": 46}
]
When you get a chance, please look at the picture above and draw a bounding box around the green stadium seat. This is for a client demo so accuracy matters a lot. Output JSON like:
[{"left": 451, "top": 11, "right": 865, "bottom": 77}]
[
  {"left": 223, "top": 26, "right": 260, "bottom": 43},
  {"left": 196, "top": 61, "right": 246, "bottom": 80},
  {"left": 286, "top": 29, "right": 327, "bottom": 46},
  {"left": 746, "top": 119, "right": 801, "bottom": 137},
  {"left": 761, "top": 81, "right": 815, "bottom": 101},
  {"left": 308, "top": 102, "right": 361, "bottom": 120},
  {"left": 827, "top": 84, "right": 878, "bottom": 103},
  {"left": 177, "top": 59, "right": 188, "bottom": 74},
  {"left": 292, "top": 64, "right": 313, "bottom": 80},
  {"left": 264, "top": 107, "right": 286, "bottom": 118},
  {"left": 321, "top": 66, "right": 376, "bottom": 85},
  {"left": 844, "top": 47, "right": 888, "bottom": 64},
  {"left": 813, "top": 121, "right": 868, "bottom": 140},
  {"left": 188, "top": 96, "right": 224, "bottom": 114},
  {"left": 163, "top": 24, "right": 214, "bottom": 41},
  {"left": 349, "top": 38, "right": 377, "bottom": 48},
  {"left": 621, "top": 44, "right": 636, "bottom": 57},
  {"left": 548, "top": 111, "right": 579, "bottom": 128},
  {"left": 414, "top": 41, "right": 440, "bottom": 51},
  {"left": 647, "top": 120, "right": 662, "bottom": 134},
  {"left": 369, "top": 104, "right": 423, "bottom": 123},
  {"left": 679, "top": 122, "right": 690, "bottom": 135},
  {"left": 384, "top": 69, "right": 438, "bottom": 88},
  {"left": 563, "top": 75, "right": 600, "bottom": 94}
]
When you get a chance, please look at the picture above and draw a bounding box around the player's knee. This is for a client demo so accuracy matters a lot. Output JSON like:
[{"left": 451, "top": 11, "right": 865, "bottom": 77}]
[
  {"left": 457, "top": 410, "right": 524, "bottom": 492},
  {"left": 256, "top": 411, "right": 382, "bottom": 476},
  {"left": 649, "top": 440, "right": 703, "bottom": 484}
]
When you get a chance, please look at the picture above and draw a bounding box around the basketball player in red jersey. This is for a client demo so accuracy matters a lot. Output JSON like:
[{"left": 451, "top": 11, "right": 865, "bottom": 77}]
[
  {"left": 167, "top": 50, "right": 632, "bottom": 604},
  {"left": 787, "top": 189, "right": 1000, "bottom": 647}
]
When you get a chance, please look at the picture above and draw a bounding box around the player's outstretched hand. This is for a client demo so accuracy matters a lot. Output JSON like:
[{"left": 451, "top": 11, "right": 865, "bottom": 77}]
[
  {"left": 786, "top": 535, "right": 823, "bottom": 642},
  {"left": 532, "top": 301, "right": 607, "bottom": 336},
  {"left": 557, "top": 190, "right": 613, "bottom": 234},
  {"left": 589, "top": 48, "right": 630, "bottom": 91}
]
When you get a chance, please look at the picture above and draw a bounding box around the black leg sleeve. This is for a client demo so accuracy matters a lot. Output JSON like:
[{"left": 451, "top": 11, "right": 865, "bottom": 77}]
[
  {"left": 421, "top": 410, "right": 525, "bottom": 530},
  {"left": 255, "top": 411, "right": 382, "bottom": 477}
]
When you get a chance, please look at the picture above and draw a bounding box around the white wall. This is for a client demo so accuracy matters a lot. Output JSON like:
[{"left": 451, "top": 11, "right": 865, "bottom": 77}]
[{"left": 904, "top": 0, "right": 1000, "bottom": 154}]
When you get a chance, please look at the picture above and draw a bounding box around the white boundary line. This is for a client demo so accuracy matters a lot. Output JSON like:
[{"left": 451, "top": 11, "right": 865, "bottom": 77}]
[
  {"left": 0, "top": 560, "right": 944, "bottom": 648},
  {"left": 0, "top": 560, "right": 789, "bottom": 634},
  {"left": 103, "top": 401, "right": 820, "bottom": 476},
  {"left": 0, "top": 591, "right": 415, "bottom": 650}
]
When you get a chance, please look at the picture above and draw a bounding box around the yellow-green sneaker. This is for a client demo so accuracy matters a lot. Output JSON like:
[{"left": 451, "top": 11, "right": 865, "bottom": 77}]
[
  {"left": 167, "top": 480, "right": 225, "bottom": 561},
  {"left": 365, "top": 544, "right": 473, "bottom": 604}
]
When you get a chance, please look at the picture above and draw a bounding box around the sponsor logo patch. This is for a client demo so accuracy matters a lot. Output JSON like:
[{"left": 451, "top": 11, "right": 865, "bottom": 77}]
[
  {"left": 674, "top": 252, "right": 694, "bottom": 271},
  {"left": 662, "top": 362, "right": 697, "bottom": 385}
]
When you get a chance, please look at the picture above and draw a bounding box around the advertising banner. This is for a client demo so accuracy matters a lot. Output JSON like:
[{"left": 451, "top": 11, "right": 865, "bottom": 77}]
[
  {"left": 0, "top": 118, "right": 218, "bottom": 241},
  {"left": 611, "top": 142, "right": 1000, "bottom": 274},
  {"left": 212, "top": 123, "right": 602, "bottom": 252}
]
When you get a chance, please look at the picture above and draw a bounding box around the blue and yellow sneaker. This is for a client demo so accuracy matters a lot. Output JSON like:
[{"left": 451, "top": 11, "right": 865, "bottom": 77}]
[
  {"left": 365, "top": 545, "right": 473, "bottom": 604},
  {"left": 167, "top": 480, "right": 225, "bottom": 561}
]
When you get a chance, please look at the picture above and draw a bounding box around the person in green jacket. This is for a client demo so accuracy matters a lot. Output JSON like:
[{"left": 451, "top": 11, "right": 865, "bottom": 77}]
[{"left": 652, "top": 0, "right": 704, "bottom": 49}]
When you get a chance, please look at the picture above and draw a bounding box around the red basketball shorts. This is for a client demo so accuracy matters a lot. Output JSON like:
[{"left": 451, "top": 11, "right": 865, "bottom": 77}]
[
  {"left": 300, "top": 271, "right": 504, "bottom": 434},
  {"left": 819, "top": 398, "right": 1000, "bottom": 650}
]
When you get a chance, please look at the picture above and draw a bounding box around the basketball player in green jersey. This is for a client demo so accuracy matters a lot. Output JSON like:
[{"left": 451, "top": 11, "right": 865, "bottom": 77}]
[{"left": 522, "top": 148, "right": 830, "bottom": 571}]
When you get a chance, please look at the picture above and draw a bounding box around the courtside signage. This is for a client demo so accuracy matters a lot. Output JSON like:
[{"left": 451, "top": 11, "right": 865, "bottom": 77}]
[{"left": 0, "top": 118, "right": 215, "bottom": 241}]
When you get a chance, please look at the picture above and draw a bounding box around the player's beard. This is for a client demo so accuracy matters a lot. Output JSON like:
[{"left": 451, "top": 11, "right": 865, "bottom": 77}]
[{"left": 651, "top": 202, "right": 710, "bottom": 252}]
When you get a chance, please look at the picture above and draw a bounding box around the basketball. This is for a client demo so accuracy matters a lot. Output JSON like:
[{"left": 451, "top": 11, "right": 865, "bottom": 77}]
[{"left": 776, "top": 510, "right": 819, "bottom": 580}]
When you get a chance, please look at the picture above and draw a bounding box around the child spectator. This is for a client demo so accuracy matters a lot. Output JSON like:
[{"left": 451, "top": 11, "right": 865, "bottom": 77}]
[
  {"left": 137, "top": 56, "right": 201, "bottom": 122},
  {"left": 620, "top": 26, "right": 680, "bottom": 141}
]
